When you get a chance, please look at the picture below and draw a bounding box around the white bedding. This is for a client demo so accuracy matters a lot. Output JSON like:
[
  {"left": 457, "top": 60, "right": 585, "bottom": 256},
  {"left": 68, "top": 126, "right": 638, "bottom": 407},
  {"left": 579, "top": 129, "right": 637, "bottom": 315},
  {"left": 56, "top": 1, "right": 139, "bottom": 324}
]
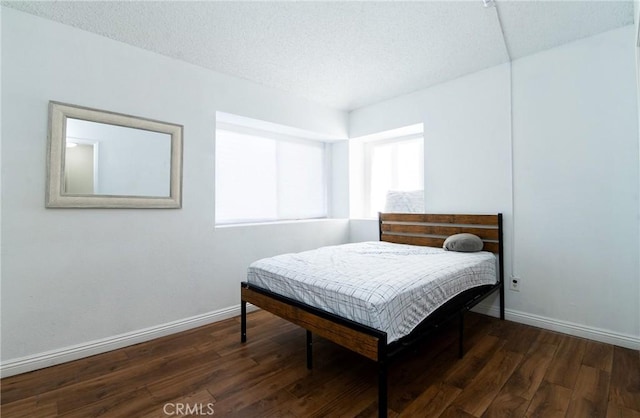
[{"left": 247, "top": 241, "right": 497, "bottom": 343}]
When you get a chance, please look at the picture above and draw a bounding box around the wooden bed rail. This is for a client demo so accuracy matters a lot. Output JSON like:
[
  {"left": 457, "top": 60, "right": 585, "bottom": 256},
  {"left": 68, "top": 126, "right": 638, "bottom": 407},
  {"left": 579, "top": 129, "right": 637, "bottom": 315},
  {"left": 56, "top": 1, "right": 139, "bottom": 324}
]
[{"left": 241, "top": 285, "right": 385, "bottom": 361}]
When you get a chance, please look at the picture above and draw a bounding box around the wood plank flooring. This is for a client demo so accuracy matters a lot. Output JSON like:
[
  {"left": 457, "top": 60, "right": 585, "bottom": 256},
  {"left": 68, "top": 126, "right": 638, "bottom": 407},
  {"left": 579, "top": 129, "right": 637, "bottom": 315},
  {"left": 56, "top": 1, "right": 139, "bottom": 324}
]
[{"left": 1, "top": 311, "right": 639, "bottom": 417}]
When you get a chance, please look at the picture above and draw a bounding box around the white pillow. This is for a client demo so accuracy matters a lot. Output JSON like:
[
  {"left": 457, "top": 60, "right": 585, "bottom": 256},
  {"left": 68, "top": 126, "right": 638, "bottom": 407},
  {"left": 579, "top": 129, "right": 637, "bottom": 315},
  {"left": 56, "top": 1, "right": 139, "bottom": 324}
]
[{"left": 384, "top": 190, "right": 424, "bottom": 213}]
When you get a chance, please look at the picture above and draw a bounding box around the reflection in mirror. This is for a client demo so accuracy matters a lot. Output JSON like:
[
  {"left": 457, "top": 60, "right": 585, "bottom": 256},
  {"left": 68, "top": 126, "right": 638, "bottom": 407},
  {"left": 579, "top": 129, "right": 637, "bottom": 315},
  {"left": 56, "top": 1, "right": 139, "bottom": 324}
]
[
  {"left": 64, "top": 118, "right": 172, "bottom": 197},
  {"left": 65, "top": 141, "right": 96, "bottom": 194},
  {"left": 47, "top": 102, "right": 183, "bottom": 208}
]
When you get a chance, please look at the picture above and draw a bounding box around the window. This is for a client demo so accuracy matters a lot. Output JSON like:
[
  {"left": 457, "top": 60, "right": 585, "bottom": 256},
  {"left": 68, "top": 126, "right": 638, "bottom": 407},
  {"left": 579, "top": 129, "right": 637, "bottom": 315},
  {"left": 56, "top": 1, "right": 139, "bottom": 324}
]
[
  {"left": 351, "top": 124, "right": 424, "bottom": 218},
  {"left": 215, "top": 123, "right": 327, "bottom": 224},
  {"left": 365, "top": 135, "right": 424, "bottom": 216}
]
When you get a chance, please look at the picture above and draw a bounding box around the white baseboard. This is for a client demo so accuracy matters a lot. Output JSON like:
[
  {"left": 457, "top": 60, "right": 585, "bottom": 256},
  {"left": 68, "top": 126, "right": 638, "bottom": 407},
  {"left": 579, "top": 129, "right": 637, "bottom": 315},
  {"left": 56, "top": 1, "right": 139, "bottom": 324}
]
[
  {"left": 0, "top": 303, "right": 258, "bottom": 378},
  {"left": 3, "top": 301, "right": 637, "bottom": 378},
  {"left": 473, "top": 302, "right": 640, "bottom": 350}
]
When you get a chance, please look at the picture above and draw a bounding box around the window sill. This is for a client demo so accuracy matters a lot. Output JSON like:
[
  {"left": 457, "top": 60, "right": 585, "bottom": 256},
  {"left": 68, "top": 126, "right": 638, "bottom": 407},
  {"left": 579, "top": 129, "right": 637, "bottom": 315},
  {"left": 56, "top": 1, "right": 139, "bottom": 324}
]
[{"left": 215, "top": 218, "right": 344, "bottom": 229}]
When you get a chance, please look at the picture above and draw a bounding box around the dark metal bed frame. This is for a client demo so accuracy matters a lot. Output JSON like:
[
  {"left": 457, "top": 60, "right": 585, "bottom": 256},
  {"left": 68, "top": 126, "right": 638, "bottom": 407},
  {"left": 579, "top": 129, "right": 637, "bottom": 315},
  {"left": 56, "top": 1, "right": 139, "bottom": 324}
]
[{"left": 240, "top": 213, "right": 504, "bottom": 417}]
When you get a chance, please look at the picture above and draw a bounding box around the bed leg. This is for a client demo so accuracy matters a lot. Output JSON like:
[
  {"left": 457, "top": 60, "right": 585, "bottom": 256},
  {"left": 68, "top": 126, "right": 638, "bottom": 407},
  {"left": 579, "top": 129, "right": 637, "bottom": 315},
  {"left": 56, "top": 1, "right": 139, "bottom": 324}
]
[
  {"left": 459, "top": 311, "right": 465, "bottom": 359},
  {"left": 499, "top": 282, "right": 505, "bottom": 320},
  {"left": 306, "top": 330, "right": 313, "bottom": 370},
  {"left": 378, "top": 338, "right": 388, "bottom": 418},
  {"left": 378, "top": 360, "right": 388, "bottom": 418},
  {"left": 241, "top": 300, "right": 247, "bottom": 343}
]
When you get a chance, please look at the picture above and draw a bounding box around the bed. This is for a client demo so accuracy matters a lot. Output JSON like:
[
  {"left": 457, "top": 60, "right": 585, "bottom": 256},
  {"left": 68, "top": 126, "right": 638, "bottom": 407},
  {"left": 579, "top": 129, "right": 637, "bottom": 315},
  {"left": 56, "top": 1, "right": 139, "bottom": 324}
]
[{"left": 240, "top": 213, "right": 504, "bottom": 417}]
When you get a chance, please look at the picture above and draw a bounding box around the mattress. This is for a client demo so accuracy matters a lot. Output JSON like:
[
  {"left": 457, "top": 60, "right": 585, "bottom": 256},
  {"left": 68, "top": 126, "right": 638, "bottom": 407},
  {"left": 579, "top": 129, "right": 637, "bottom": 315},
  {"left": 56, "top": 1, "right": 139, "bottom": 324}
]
[{"left": 247, "top": 241, "right": 497, "bottom": 342}]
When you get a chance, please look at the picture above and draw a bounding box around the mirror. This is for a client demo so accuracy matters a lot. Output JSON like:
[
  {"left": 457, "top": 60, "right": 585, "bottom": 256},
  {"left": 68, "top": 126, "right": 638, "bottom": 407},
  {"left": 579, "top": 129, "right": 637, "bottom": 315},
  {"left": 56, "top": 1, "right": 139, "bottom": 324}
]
[{"left": 46, "top": 101, "right": 183, "bottom": 208}]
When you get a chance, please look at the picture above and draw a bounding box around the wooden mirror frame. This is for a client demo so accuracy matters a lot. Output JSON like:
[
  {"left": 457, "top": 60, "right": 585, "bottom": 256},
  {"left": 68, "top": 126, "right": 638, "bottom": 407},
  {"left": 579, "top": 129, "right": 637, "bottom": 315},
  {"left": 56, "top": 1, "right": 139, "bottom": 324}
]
[{"left": 46, "top": 101, "right": 183, "bottom": 208}]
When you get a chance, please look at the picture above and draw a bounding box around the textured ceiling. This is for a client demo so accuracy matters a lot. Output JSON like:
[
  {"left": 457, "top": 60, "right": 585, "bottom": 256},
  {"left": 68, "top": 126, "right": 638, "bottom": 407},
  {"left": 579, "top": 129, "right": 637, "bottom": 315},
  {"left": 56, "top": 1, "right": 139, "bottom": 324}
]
[{"left": 3, "top": 1, "right": 635, "bottom": 111}]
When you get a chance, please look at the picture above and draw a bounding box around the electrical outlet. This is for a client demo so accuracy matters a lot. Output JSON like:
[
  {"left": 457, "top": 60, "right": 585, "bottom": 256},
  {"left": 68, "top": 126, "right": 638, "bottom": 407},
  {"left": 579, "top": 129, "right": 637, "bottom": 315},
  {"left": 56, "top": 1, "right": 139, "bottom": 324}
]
[{"left": 509, "top": 276, "right": 520, "bottom": 292}]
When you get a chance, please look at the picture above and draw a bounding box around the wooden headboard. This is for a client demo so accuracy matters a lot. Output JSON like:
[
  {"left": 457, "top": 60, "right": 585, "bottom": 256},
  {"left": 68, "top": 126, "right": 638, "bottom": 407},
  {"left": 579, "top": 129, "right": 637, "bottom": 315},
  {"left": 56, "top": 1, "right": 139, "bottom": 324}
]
[{"left": 379, "top": 213, "right": 503, "bottom": 254}]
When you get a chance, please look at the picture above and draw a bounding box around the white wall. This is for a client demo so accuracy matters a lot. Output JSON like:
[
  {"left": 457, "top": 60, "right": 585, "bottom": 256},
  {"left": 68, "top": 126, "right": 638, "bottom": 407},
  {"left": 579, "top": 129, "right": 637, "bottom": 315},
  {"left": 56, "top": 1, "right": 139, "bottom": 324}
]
[
  {"left": 636, "top": 1, "right": 640, "bottom": 336},
  {"left": 350, "top": 26, "right": 640, "bottom": 348},
  {"left": 636, "top": 1, "right": 639, "bottom": 45},
  {"left": 512, "top": 25, "right": 639, "bottom": 342},
  {"left": 1, "top": 7, "right": 349, "bottom": 375}
]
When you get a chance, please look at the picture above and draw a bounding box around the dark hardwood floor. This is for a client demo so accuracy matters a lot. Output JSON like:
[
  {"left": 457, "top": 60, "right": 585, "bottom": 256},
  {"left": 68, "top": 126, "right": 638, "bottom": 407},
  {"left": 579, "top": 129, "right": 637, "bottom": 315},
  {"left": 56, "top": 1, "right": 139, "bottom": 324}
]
[{"left": 1, "top": 310, "right": 639, "bottom": 417}]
